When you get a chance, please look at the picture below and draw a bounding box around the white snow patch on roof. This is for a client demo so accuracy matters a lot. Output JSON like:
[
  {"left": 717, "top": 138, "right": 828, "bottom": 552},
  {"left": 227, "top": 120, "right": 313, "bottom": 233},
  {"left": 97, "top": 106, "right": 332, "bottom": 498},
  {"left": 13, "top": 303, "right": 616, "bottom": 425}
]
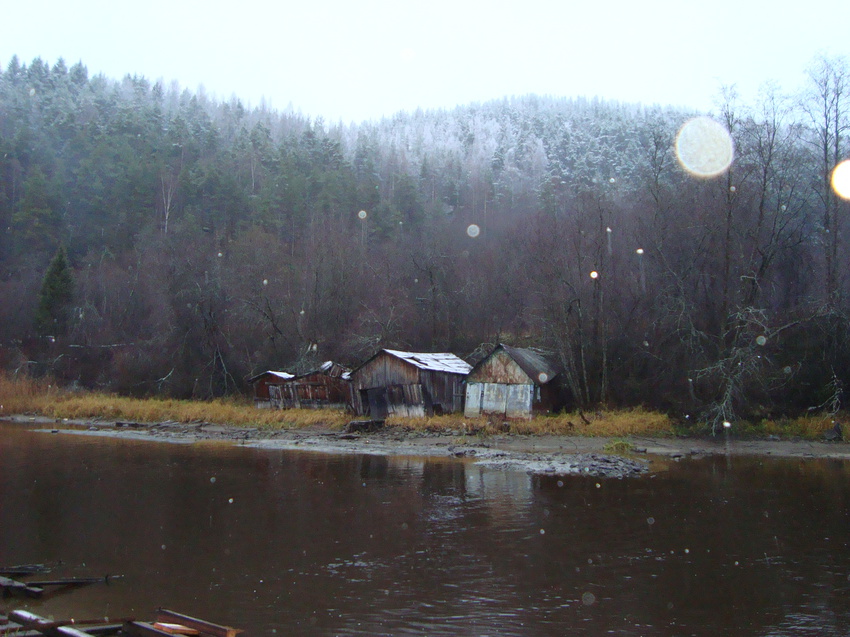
[
  {"left": 266, "top": 371, "right": 295, "bottom": 380},
  {"left": 384, "top": 349, "right": 472, "bottom": 375}
]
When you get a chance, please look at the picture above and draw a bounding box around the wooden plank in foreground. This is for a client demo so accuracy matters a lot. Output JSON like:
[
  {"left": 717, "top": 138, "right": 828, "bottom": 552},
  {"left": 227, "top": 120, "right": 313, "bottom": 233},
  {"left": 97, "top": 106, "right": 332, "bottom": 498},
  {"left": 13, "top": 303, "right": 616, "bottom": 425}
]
[
  {"left": 8, "top": 610, "right": 94, "bottom": 637},
  {"left": 26, "top": 577, "right": 106, "bottom": 587},
  {"left": 154, "top": 610, "right": 241, "bottom": 637},
  {"left": 122, "top": 622, "right": 177, "bottom": 637},
  {"left": 0, "top": 575, "right": 44, "bottom": 597}
]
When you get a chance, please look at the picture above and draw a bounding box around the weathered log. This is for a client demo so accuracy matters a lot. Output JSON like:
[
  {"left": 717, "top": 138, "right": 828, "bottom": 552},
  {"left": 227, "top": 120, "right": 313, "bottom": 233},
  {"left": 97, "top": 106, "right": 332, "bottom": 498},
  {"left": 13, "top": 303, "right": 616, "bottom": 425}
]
[{"left": 344, "top": 419, "right": 384, "bottom": 433}]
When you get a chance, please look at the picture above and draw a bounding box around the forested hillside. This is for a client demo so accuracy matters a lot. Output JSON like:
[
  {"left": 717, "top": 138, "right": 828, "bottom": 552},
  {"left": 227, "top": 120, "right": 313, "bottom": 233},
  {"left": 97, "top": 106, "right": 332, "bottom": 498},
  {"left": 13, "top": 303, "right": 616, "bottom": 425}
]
[{"left": 1, "top": 54, "right": 848, "bottom": 427}]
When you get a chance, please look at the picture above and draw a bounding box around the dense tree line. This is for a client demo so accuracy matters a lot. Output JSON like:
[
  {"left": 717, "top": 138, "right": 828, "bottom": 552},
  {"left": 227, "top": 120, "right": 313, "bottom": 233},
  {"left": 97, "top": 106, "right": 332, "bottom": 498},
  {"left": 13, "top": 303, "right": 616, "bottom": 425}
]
[{"left": 1, "top": 54, "right": 848, "bottom": 428}]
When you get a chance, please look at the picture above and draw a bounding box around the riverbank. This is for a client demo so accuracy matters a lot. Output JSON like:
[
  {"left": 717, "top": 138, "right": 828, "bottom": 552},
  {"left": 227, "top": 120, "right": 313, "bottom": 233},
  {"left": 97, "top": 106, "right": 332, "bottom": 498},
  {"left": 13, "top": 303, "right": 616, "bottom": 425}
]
[{"left": 5, "top": 415, "right": 850, "bottom": 479}]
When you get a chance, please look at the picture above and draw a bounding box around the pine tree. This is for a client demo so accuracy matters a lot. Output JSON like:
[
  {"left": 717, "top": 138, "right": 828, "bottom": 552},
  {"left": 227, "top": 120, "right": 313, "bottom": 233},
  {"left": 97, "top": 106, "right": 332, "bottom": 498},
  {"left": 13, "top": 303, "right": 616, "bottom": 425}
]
[{"left": 35, "top": 245, "right": 74, "bottom": 337}]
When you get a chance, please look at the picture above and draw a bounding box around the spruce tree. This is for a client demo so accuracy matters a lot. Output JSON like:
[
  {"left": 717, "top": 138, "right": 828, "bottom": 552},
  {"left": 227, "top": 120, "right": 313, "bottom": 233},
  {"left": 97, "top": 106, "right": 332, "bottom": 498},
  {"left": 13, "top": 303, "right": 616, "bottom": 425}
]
[{"left": 35, "top": 245, "right": 74, "bottom": 337}]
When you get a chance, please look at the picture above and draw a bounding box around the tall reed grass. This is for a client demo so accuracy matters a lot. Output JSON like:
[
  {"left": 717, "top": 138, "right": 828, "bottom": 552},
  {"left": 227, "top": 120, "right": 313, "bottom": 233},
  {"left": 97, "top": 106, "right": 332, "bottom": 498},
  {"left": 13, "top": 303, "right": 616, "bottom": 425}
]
[{"left": 0, "top": 373, "right": 349, "bottom": 429}]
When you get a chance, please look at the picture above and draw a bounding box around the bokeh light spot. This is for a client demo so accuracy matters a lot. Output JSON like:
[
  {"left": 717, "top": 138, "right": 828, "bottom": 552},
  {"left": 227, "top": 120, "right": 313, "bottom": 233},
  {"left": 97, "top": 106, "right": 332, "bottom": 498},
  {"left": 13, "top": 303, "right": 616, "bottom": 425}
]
[
  {"left": 581, "top": 592, "right": 596, "bottom": 606},
  {"left": 358, "top": 210, "right": 368, "bottom": 220},
  {"left": 466, "top": 224, "right": 480, "bottom": 238},
  {"left": 675, "top": 116, "right": 734, "bottom": 178},
  {"left": 832, "top": 160, "right": 850, "bottom": 200}
]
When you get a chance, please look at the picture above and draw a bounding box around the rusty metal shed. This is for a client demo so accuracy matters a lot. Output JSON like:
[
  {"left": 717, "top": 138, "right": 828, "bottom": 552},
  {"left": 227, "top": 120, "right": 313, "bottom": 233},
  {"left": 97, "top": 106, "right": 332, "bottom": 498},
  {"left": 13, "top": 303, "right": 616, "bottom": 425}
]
[
  {"left": 464, "top": 344, "right": 567, "bottom": 419},
  {"left": 349, "top": 349, "right": 472, "bottom": 419}
]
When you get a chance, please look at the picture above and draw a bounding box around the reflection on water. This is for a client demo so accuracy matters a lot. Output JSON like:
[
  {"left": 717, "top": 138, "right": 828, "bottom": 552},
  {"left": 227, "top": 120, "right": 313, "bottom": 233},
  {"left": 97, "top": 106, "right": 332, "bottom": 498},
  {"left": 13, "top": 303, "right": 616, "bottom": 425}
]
[{"left": 2, "top": 422, "right": 850, "bottom": 635}]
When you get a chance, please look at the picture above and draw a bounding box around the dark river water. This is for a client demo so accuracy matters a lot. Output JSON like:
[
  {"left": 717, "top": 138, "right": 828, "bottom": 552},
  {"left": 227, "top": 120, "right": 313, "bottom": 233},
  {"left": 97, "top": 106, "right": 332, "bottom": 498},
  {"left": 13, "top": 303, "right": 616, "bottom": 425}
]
[{"left": 2, "top": 422, "right": 850, "bottom": 636}]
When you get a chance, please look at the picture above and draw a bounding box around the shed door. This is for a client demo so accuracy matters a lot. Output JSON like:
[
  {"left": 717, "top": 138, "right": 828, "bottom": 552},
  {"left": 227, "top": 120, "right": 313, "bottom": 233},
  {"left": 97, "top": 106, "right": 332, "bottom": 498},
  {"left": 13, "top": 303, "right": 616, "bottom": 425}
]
[
  {"left": 505, "top": 384, "right": 533, "bottom": 418},
  {"left": 364, "top": 388, "right": 388, "bottom": 419},
  {"left": 269, "top": 385, "right": 283, "bottom": 409},
  {"left": 465, "top": 382, "right": 483, "bottom": 417},
  {"left": 481, "top": 383, "right": 508, "bottom": 415}
]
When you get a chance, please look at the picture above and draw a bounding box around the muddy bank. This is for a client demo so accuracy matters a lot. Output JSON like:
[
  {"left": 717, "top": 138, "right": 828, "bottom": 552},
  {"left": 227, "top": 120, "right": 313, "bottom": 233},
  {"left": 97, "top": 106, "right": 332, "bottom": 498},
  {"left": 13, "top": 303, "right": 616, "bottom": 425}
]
[{"left": 5, "top": 415, "right": 850, "bottom": 477}]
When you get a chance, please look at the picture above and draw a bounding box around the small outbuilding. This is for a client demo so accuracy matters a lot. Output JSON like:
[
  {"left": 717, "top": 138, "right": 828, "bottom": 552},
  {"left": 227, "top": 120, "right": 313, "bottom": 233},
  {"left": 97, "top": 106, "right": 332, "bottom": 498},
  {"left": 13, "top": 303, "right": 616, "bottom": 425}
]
[
  {"left": 276, "top": 361, "right": 352, "bottom": 410},
  {"left": 248, "top": 362, "right": 351, "bottom": 410},
  {"left": 248, "top": 370, "right": 295, "bottom": 409},
  {"left": 349, "top": 349, "right": 472, "bottom": 419},
  {"left": 464, "top": 344, "right": 566, "bottom": 419}
]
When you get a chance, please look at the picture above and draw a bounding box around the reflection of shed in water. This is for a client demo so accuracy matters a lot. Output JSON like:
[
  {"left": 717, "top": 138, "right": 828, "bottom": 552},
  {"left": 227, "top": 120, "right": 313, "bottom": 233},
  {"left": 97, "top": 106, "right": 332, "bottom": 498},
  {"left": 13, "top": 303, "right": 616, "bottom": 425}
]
[
  {"left": 464, "top": 344, "right": 567, "bottom": 419},
  {"left": 249, "top": 362, "right": 351, "bottom": 409},
  {"left": 248, "top": 370, "right": 295, "bottom": 408},
  {"left": 350, "top": 349, "right": 471, "bottom": 418}
]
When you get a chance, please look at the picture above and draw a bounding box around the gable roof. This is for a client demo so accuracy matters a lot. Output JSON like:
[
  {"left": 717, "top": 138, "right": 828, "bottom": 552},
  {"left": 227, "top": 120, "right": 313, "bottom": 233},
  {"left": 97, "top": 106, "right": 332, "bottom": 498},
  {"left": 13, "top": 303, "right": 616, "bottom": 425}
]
[
  {"left": 247, "top": 370, "right": 295, "bottom": 384},
  {"left": 295, "top": 361, "right": 352, "bottom": 381},
  {"left": 475, "top": 344, "right": 560, "bottom": 384},
  {"left": 376, "top": 349, "right": 472, "bottom": 375}
]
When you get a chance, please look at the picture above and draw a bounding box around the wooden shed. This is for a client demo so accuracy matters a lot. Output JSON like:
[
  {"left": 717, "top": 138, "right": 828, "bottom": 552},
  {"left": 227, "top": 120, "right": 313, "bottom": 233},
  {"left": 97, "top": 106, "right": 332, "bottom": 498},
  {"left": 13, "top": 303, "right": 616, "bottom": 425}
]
[
  {"left": 464, "top": 344, "right": 567, "bottom": 419},
  {"left": 247, "top": 370, "right": 295, "bottom": 408},
  {"left": 276, "top": 361, "right": 352, "bottom": 410},
  {"left": 349, "top": 349, "right": 472, "bottom": 419}
]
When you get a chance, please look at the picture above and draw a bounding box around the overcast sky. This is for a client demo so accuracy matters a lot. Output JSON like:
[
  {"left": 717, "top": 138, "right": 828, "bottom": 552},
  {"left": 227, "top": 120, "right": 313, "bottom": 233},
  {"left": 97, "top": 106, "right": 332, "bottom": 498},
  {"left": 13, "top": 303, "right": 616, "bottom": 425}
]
[{"left": 2, "top": 0, "right": 848, "bottom": 124}]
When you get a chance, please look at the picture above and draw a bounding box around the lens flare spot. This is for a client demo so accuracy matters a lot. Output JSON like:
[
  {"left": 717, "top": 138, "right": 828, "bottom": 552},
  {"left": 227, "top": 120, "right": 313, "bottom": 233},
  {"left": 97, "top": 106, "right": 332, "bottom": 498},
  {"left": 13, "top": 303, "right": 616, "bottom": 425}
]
[
  {"left": 675, "top": 116, "right": 734, "bottom": 178},
  {"left": 466, "top": 224, "right": 480, "bottom": 238},
  {"left": 538, "top": 372, "right": 548, "bottom": 383},
  {"left": 756, "top": 335, "right": 767, "bottom": 346},
  {"left": 590, "top": 271, "right": 599, "bottom": 279},
  {"left": 358, "top": 210, "right": 368, "bottom": 220},
  {"left": 832, "top": 160, "right": 850, "bottom": 200},
  {"left": 581, "top": 592, "right": 596, "bottom": 606}
]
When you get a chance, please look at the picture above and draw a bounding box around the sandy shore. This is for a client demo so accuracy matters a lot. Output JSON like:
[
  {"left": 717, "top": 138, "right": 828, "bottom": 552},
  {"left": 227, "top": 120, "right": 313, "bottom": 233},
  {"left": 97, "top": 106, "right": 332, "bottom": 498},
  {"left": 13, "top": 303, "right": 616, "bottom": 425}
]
[{"left": 5, "top": 415, "right": 850, "bottom": 477}]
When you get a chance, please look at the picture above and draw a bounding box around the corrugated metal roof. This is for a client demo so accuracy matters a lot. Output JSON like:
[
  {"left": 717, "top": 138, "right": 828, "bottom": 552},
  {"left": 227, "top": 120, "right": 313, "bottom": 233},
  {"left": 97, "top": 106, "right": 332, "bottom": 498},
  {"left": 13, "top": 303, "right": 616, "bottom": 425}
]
[{"left": 383, "top": 349, "right": 472, "bottom": 375}]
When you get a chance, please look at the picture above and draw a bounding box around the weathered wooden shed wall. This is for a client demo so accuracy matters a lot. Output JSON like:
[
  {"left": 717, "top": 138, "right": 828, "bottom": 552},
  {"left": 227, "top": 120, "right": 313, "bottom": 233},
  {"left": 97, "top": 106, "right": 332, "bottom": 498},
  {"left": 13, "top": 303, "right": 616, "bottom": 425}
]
[
  {"left": 278, "top": 365, "right": 351, "bottom": 410},
  {"left": 464, "top": 345, "right": 565, "bottom": 419},
  {"left": 248, "top": 371, "right": 294, "bottom": 408},
  {"left": 349, "top": 350, "right": 468, "bottom": 418}
]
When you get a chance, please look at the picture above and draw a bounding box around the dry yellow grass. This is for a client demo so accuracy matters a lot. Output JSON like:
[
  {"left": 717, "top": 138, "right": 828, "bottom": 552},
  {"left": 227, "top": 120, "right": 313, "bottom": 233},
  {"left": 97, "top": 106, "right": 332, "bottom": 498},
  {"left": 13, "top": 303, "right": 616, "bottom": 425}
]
[
  {"left": 513, "top": 408, "right": 674, "bottom": 436},
  {"left": 0, "top": 373, "right": 56, "bottom": 414},
  {"left": 2, "top": 372, "right": 840, "bottom": 440},
  {"left": 386, "top": 407, "right": 674, "bottom": 437},
  {"left": 0, "top": 374, "right": 349, "bottom": 429},
  {"left": 757, "top": 413, "right": 841, "bottom": 439}
]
